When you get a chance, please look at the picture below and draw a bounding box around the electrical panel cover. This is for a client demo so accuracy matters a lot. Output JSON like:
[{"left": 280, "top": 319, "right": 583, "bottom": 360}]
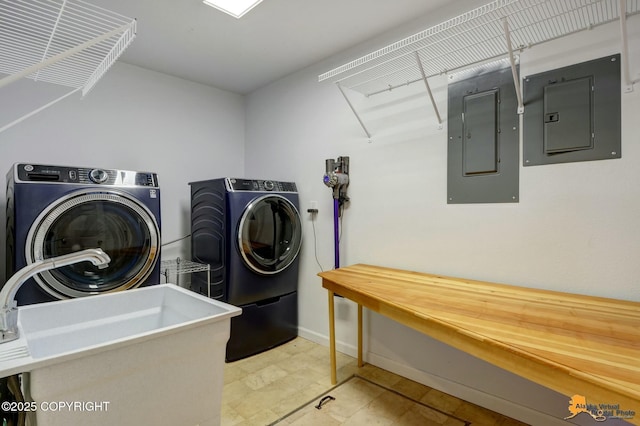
[
  {"left": 447, "top": 66, "right": 519, "bottom": 204},
  {"left": 523, "top": 55, "right": 621, "bottom": 166}
]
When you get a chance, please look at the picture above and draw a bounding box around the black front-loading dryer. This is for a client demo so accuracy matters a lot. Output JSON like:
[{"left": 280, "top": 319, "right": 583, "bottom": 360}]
[
  {"left": 190, "top": 177, "right": 302, "bottom": 361},
  {"left": 5, "top": 163, "right": 162, "bottom": 305}
]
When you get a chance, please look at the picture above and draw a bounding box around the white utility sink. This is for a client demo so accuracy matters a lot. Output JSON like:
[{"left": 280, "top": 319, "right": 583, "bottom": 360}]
[
  {"left": 0, "top": 284, "right": 241, "bottom": 426},
  {"left": 19, "top": 283, "right": 238, "bottom": 359}
]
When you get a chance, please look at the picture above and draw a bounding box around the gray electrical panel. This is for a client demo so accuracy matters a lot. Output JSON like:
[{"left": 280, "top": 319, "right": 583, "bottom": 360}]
[
  {"left": 447, "top": 66, "right": 519, "bottom": 204},
  {"left": 523, "top": 54, "right": 621, "bottom": 166}
]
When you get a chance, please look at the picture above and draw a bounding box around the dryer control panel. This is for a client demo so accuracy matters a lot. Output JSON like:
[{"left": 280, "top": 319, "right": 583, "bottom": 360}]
[
  {"left": 14, "top": 163, "right": 159, "bottom": 188},
  {"left": 226, "top": 178, "right": 297, "bottom": 192}
]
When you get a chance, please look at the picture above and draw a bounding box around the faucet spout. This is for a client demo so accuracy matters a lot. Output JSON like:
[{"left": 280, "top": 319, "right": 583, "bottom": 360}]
[{"left": 0, "top": 248, "right": 111, "bottom": 343}]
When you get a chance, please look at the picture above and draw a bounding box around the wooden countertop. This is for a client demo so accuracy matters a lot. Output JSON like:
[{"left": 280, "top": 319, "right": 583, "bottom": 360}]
[{"left": 319, "top": 264, "right": 640, "bottom": 423}]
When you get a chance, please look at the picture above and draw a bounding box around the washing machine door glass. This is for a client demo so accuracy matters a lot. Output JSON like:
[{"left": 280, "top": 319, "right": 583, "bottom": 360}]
[
  {"left": 27, "top": 190, "right": 160, "bottom": 298},
  {"left": 238, "top": 194, "right": 302, "bottom": 275}
]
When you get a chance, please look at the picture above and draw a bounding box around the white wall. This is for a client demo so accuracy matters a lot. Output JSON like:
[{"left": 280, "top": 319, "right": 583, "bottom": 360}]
[
  {"left": 0, "top": 62, "right": 246, "bottom": 282},
  {"left": 245, "top": 8, "right": 640, "bottom": 425}
]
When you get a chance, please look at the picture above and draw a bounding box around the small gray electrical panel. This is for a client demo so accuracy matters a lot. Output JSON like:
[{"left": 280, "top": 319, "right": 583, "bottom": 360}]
[
  {"left": 523, "top": 54, "right": 621, "bottom": 166},
  {"left": 447, "top": 66, "right": 519, "bottom": 204}
]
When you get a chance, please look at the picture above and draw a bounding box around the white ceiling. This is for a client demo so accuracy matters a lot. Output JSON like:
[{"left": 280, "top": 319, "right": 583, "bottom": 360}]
[{"left": 89, "top": 0, "right": 457, "bottom": 94}]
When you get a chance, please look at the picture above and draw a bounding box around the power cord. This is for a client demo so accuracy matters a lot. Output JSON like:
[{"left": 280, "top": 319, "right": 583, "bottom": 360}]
[
  {"left": 161, "top": 234, "right": 191, "bottom": 247},
  {"left": 307, "top": 209, "right": 324, "bottom": 272}
]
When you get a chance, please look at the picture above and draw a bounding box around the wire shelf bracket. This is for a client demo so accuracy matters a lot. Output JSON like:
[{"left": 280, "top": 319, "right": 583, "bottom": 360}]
[
  {"left": 336, "top": 82, "right": 372, "bottom": 140},
  {"left": 620, "top": 0, "right": 637, "bottom": 92},
  {"left": 0, "top": 0, "right": 137, "bottom": 134},
  {"left": 502, "top": 17, "right": 525, "bottom": 114},
  {"left": 415, "top": 52, "right": 443, "bottom": 128},
  {"left": 319, "top": 0, "right": 639, "bottom": 136}
]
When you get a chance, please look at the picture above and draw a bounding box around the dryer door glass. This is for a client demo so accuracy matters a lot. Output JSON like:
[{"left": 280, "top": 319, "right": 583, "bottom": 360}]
[
  {"left": 27, "top": 190, "right": 160, "bottom": 298},
  {"left": 238, "top": 195, "right": 302, "bottom": 275}
]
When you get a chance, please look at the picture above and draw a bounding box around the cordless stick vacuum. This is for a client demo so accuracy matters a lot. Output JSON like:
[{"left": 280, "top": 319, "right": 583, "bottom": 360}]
[{"left": 323, "top": 156, "right": 349, "bottom": 270}]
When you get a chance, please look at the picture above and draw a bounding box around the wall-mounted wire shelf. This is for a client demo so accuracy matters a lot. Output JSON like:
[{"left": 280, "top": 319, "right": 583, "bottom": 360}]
[
  {"left": 161, "top": 258, "right": 211, "bottom": 297},
  {"left": 319, "top": 0, "right": 639, "bottom": 138},
  {"left": 0, "top": 0, "right": 136, "bottom": 132}
]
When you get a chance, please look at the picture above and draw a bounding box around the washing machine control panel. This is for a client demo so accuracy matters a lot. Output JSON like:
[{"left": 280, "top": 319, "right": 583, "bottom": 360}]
[
  {"left": 15, "top": 164, "right": 159, "bottom": 187},
  {"left": 89, "top": 168, "right": 109, "bottom": 183},
  {"left": 227, "top": 178, "right": 297, "bottom": 192}
]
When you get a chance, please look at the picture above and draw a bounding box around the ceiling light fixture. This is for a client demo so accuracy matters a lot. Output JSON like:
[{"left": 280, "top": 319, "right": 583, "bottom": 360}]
[{"left": 202, "top": 0, "right": 264, "bottom": 19}]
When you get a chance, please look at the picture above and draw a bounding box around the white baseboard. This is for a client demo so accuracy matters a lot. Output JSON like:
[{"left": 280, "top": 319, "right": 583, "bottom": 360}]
[
  {"left": 297, "top": 327, "right": 568, "bottom": 426},
  {"left": 298, "top": 327, "right": 358, "bottom": 356}
]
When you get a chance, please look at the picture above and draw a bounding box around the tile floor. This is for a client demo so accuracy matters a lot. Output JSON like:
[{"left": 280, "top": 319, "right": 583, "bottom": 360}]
[{"left": 221, "top": 337, "right": 528, "bottom": 425}]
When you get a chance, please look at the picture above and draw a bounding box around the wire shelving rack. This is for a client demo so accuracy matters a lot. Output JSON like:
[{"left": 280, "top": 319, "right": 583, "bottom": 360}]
[
  {"left": 0, "top": 0, "right": 137, "bottom": 133},
  {"left": 319, "top": 0, "right": 639, "bottom": 138},
  {"left": 161, "top": 258, "right": 211, "bottom": 297}
]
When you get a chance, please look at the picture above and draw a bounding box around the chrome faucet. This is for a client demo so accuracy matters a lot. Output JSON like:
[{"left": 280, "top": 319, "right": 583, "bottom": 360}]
[{"left": 0, "top": 248, "right": 111, "bottom": 343}]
